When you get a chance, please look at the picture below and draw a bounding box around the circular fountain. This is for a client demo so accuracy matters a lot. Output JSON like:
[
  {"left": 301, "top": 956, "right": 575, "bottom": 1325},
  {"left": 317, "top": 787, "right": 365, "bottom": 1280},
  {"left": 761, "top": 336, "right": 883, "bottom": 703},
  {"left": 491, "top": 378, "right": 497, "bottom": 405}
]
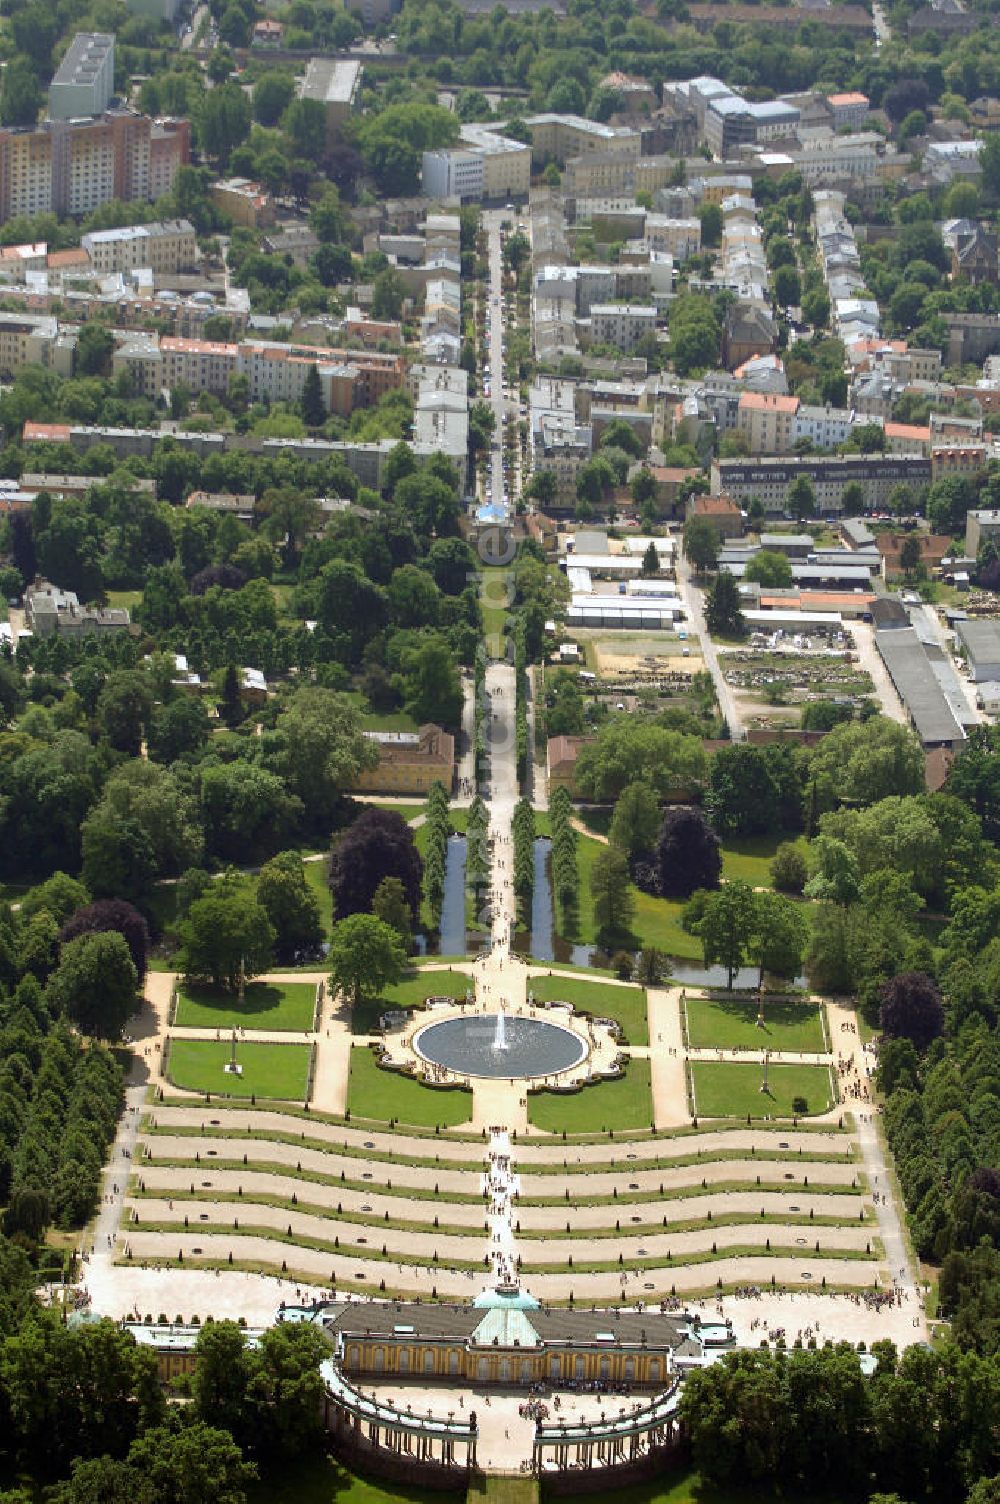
[{"left": 412, "top": 1010, "right": 587, "bottom": 1080}]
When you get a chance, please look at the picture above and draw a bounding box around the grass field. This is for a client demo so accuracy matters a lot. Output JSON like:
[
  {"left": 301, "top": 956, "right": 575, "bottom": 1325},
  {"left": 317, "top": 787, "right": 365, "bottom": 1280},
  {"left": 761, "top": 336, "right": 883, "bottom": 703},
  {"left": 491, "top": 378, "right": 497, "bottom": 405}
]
[
  {"left": 248, "top": 1455, "right": 456, "bottom": 1504},
  {"left": 347, "top": 1045, "right": 472, "bottom": 1127},
  {"left": 167, "top": 1040, "right": 311, "bottom": 1100},
  {"left": 528, "top": 1058, "right": 652, "bottom": 1133},
  {"left": 352, "top": 969, "right": 472, "bottom": 1034},
  {"left": 686, "top": 997, "right": 826, "bottom": 1053},
  {"left": 720, "top": 835, "right": 782, "bottom": 888},
  {"left": 529, "top": 975, "right": 649, "bottom": 1046},
  {"left": 247, "top": 1456, "right": 842, "bottom": 1504},
  {"left": 570, "top": 833, "right": 702, "bottom": 961},
  {"left": 174, "top": 982, "right": 317, "bottom": 1032},
  {"left": 302, "top": 859, "right": 334, "bottom": 937},
  {"left": 690, "top": 1062, "right": 834, "bottom": 1119}
]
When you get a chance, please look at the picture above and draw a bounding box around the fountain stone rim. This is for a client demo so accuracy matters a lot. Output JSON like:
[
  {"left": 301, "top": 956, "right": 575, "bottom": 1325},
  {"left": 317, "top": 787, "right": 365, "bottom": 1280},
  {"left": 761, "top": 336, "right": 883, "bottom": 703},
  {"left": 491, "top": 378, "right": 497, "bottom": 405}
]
[{"left": 411, "top": 1010, "right": 589, "bottom": 1081}]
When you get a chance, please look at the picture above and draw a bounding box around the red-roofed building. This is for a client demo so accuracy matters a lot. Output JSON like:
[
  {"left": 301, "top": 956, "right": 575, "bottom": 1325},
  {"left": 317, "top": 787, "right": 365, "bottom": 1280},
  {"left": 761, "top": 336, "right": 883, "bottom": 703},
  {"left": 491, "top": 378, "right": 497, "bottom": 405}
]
[
  {"left": 737, "top": 391, "right": 800, "bottom": 454},
  {"left": 686, "top": 492, "right": 744, "bottom": 539},
  {"left": 884, "top": 421, "right": 931, "bottom": 456},
  {"left": 826, "top": 91, "right": 869, "bottom": 128},
  {"left": 22, "top": 421, "right": 71, "bottom": 445}
]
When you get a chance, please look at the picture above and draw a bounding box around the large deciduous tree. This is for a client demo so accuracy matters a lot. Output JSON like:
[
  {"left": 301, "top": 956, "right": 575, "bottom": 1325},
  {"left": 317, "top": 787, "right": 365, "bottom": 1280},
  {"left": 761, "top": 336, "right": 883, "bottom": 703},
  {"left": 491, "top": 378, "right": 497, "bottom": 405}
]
[
  {"left": 60, "top": 899, "right": 150, "bottom": 985},
  {"left": 179, "top": 884, "right": 275, "bottom": 992},
  {"left": 256, "top": 852, "right": 323, "bottom": 963},
  {"left": 696, "top": 880, "right": 757, "bottom": 989},
  {"left": 47, "top": 933, "right": 138, "bottom": 1039},
  {"left": 328, "top": 913, "right": 405, "bottom": 1006},
  {"left": 650, "top": 807, "right": 722, "bottom": 900},
  {"left": 879, "top": 972, "right": 945, "bottom": 1050},
  {"left": 328, "top": 807, "right": 423, "bottom": 926}
]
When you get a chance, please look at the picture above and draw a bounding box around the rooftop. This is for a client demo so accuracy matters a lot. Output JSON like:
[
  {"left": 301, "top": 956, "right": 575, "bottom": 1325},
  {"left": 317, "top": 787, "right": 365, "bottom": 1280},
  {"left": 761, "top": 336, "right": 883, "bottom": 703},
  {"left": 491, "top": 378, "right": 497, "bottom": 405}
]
[
  {"left": 51, "top": 32, "right": 113, "bottom": 89},
  {"left": 299, "top": 57, "right": 362, "bottom": 107}
]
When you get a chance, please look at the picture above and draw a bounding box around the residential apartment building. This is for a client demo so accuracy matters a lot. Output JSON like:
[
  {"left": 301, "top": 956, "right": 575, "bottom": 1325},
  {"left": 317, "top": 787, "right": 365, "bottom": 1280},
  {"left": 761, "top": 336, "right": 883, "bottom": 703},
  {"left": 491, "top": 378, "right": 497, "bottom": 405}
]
[
  {"left": 82, "top": 218, "right": 196, "bottom": 274},
  {"left": 826, "top": 92, "right": 869, "bottom": 129},
  {"left": 113, "top": 331, "right": 405, "bottom": 414},
  {"left": 589, "top": 303, "right": 657, "bottom": 352},
  {"left": 793, "top": 404, "right": 855, "bottom": 449},
  {"left": 712, "top": 453, "right": 931, "bottom": 514},
  {"left": 0, "top": 113, "right": 188, "bottom": 221},
  {"left": 210, "top": 178, "right": 275, "bottom": 228},
  {"left": 297, "top": 58, "right": 362, "bottom": 146},
  {"left": 642, "top": 215, "right": 700, "bottom": 261},
  {"left": 49, "top": 33, "right": 115, "bottom": 121},
  {"left": 737, "top": 391, "right": 798, "bottom": 452},
  {"left": 523, "top": 114, "right": 640, "bottom": 169},
  {"left": 0, "top": 313, "right": 74, "bottom": 379},
  {"left": 422, "top": 124, "right": 530, "bottom": 203}
]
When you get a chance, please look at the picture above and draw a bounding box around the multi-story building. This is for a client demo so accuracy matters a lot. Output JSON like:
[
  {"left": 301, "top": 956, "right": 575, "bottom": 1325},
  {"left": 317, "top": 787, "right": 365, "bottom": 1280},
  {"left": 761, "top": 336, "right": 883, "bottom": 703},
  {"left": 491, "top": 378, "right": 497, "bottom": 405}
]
[
  {"left": 113, "top": 331, "right": 405, "bottom": 415},
  {"left": 82, "top": 218, "right": 196, "bottom": 275},
  {"left": 25, "top": 580, "right": 131, "bottom": 636},
  {"left": 966, "top": 509, "right": 1000, "bottom": 558},
  {"left": 210, "top": 178, "right": 274, "bottom": 228},
  {"left": 523, "top": 114, "right": 639, "bottom": 169},
  {"left": 737, "top": 391, "right": 799, "bottom": 453},
  {"left": 642, "top": 215, "right": 700, "bottom": 261},
  {"left": 0, "top": 113, "right": 187, "bottom": 221},
  {"left": 793, "top": 404, "right": 855, "bottom": 449},
  {"left": 297, "top": 59, "right": 362, "bottom": 146},
  {"left": 49, "top": 33, "right": 115, "bottom": 121},
  {"left": 422, "top": 124, "right": 530, "bottom": 202},
  {"left": 0, "top": 312, "right": 74, "bottom": 379},
  {"left": 826, "top": 92, "right": 870, "bottom": 129},
  {"left": 712, "top": 453, "right": 931, "bottom": 514},
  {"left": 588, "top": 303, "right": 657, "bottom": 353}
]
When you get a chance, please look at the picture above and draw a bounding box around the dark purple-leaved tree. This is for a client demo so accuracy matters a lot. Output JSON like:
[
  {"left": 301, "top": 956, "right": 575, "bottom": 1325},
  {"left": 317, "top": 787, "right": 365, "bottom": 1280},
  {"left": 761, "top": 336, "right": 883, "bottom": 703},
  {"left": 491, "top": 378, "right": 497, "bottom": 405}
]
[
  {"left": 328, "top": 807, "right": 423, "bottom": 926},
  {"left": 651, "top": 807, "right": 723, "bottom": 900},
  {"left": 879, "top": 971, "right": 945, "bottom": 1050},
  {"left": 60, "top": 898, "right": 150, "bottom": 984}
]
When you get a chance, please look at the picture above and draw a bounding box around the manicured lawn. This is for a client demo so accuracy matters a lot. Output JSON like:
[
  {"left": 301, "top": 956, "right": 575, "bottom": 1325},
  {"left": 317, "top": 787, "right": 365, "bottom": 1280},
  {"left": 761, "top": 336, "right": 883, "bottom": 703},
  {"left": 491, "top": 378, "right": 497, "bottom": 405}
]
[
  {"left": 360, "top": 710, "right": 421, "bottom": 733},
  {"left": 249, "top": 1454, "right": 452, "bottom": 1504},
  {"left": 346, "top": 1045, "right": 472, "bottom": 1127},
  {"left": 352, "top": 969, "right": 472, "bottom": 1034},
  {"left": 529, "top": 1058, "right": 652, "bottom": 1133},
  {"left": 302, "top": 858, "right": 333, "bottom": 937},
  {"left": 175, "top": 982, "right": 317, "bottom": 1032},
  {"left": 167, "top": 1040, "right": 311, "bottom": 1100},
  {"left": 632, "top": 889, "right": 703, "bottom": 961},
  {"left": 529, "top": 975, "right": 648, "bottom": 1045},
  {"left": 690, "top": 1062, "right": 835, "bottom": 1119},
  {"left": 721, "top": 834, "right": 782, "bottom": 888},
  {"left": 686, "top": 997, "right": 826, "bottom": 1053},
  {"left": 570, "top": 833, "right": 702, "bottom": 961}
]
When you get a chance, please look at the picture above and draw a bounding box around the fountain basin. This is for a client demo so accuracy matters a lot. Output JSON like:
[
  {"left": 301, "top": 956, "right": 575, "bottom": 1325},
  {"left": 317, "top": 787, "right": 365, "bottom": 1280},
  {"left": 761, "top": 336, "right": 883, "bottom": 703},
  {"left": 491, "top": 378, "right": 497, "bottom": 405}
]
[{"left": 413, "top": 1014, "right": 586, "bottom": 1080}]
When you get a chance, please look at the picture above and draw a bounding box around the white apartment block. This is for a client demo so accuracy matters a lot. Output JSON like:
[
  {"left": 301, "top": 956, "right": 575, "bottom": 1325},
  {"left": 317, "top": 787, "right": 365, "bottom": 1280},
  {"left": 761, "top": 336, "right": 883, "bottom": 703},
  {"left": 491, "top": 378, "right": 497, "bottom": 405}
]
[
  {"left": 422, "top": 124, "right": 530, "bottom": 203},
  {"left": 82, "top": 218, "right": 196, "bottom": 275},
  {"left": 792, "top": 134, "right": 881, "bottom": 184},
  {"left": 589, "top": 304, "right": 657, "bottom": 353},
  {"left": 49, "top": 33, "right": 114, "bottom": 121},
  {"left": 793, "top": 404, "right": 855, "bottom": 449},
  {"left": 422, "top": 148, "right": 484, "bottom": 201}
]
